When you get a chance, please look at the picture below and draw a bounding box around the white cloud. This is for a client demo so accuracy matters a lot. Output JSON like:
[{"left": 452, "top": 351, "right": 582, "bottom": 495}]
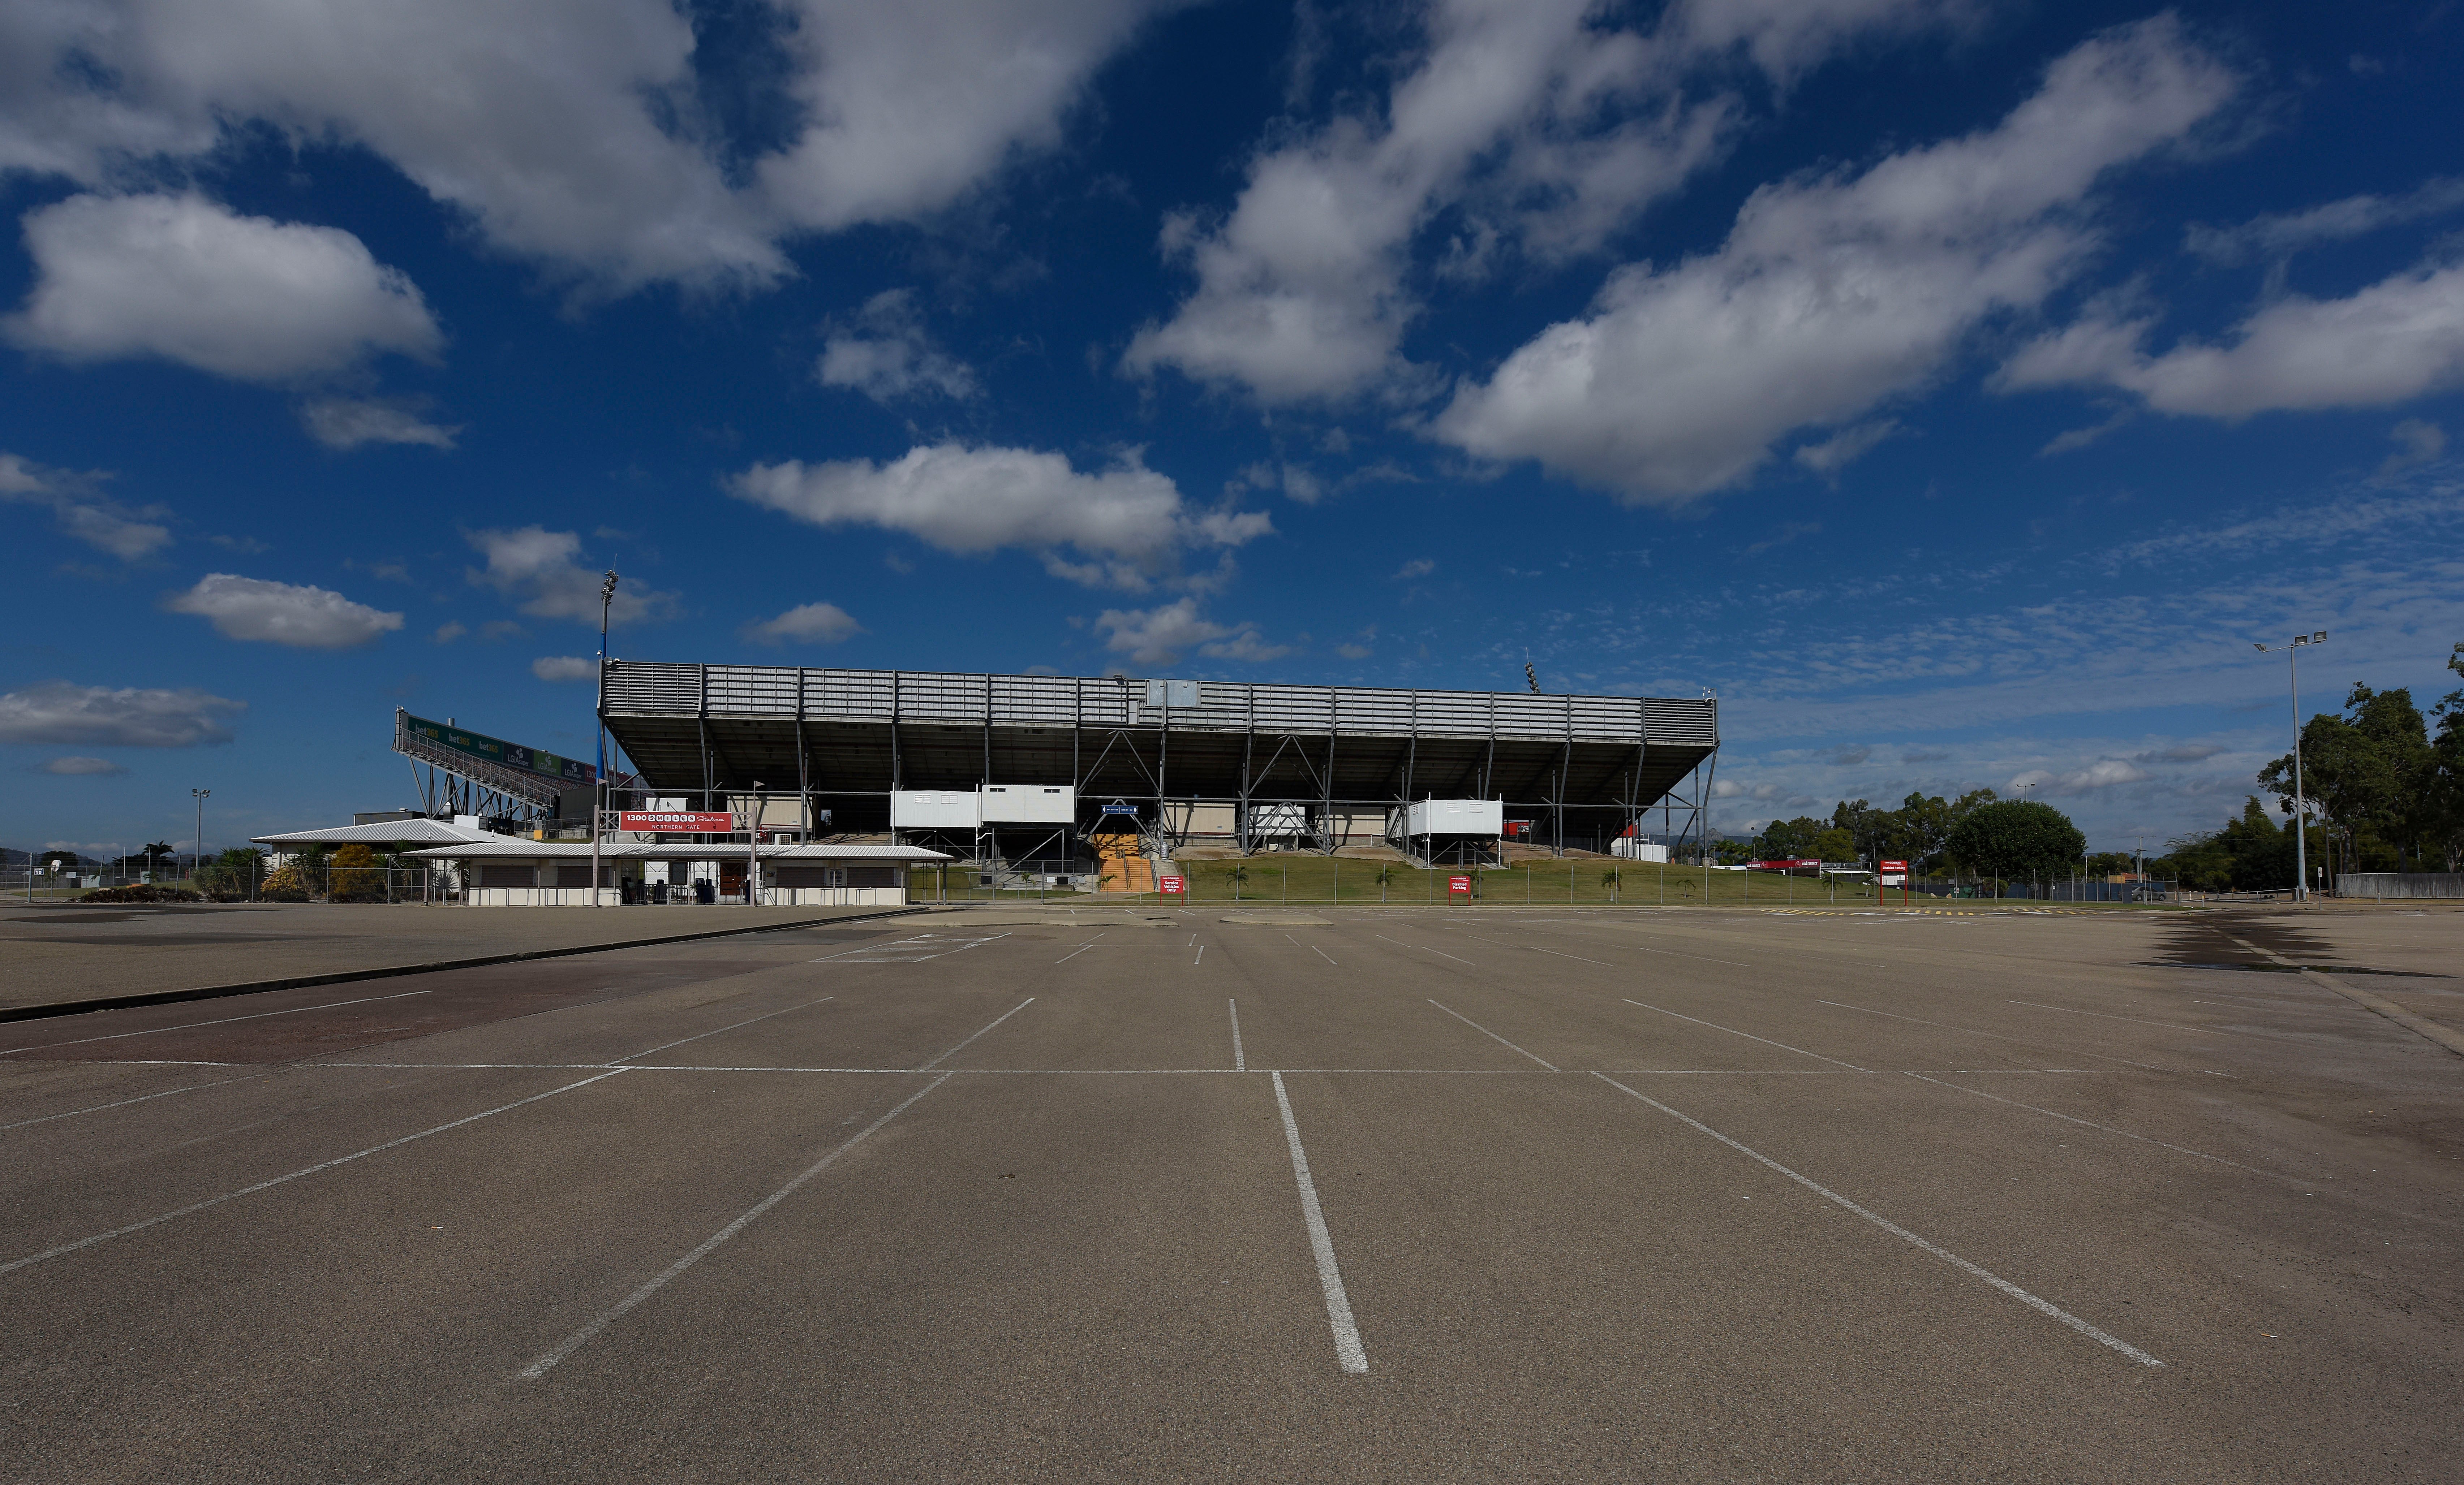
[
  {"left": 532, "top": 655, "right": 595, "bottom": 681},
  {"left": 1123, "top": 0, "right": 1971, "bottom": 405},
  {"left": 756, "top": 0, "right": 1179, "bottom": 234},
  {"left": 0, "top": 451, "right": 172, "bottom": 560},
  {"left": 730, "top": 443, "right": 1270, "bottom": 589},
  {"left": 0, "top": 682, "right": 244, "bottom": 746},
  {"left": 164, "top": 573, "right": 404, "bottom": 648},
  {"left": 5, "top": 194, "right": 441, "bottom": 382},
  {"left": 2380, "top": 419, "right": 2446, "bottom": 477},
  {"left": 1793, "top": 420, "right": 1897, "bottom": 478},
  {"left": 464, "top": 527, "right": 675, "bottom": 625},
  {"left": 41, "top": 756, "right": 126, "bottom": 775},
  {"left": 1435, "top": 18, "right": 2235, "bottom": 499},
  {"left": 744, "top": 601, "right": 864, "bottom": 645},
  {"left": 1393, "top": 557, "right": 1436, "bottom": 580},
  {"left": 1093, "top": 597, "right": 1287, "bottom": 667},
  {"left": 817, "top": 290, "right": 979, "bottom": 403},
  {"left": 433, "top": 622, "right": 468, "bottom": 644},
  {"left": 2184, "top": 176, "right": 2464, "bottom": 264},
  {"left": 299, "top": 397, "right": 460, "bottom": 451},
  {"left": 1998, "top": 260, "right": 2464, "bottom": 419},
  {"left": 0, "top": 0, "right": 1179, "bottom": 292},
  {"left": 2008, "top": 759, "right": 2151, "bottom": 794}
]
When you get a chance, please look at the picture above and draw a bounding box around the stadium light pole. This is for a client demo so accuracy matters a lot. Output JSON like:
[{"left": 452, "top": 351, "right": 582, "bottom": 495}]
[
  {"left": 191, "top": 789, "right": 209, "bottom": 889},
  {"left": 2253, "top": 631, "right": 2326, "bottom": 902},
  {"left": 592, "top": 571, "right": 618, "bottom": 908}
]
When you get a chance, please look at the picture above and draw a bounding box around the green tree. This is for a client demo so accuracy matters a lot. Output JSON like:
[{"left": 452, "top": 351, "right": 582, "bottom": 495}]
[
  {"left": 1943, "top": 800, "right": 2085, "bottom": 881},
  {"left": 2433, "top": 642, "right": 2464, "bottom": 870},
  {"left": 1810, "top": 826, "right": 1855, "bottom": 862}
]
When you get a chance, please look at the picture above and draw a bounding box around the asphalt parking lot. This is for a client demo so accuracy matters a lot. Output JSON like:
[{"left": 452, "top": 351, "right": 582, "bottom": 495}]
[{"left": 2, "top": 905, "right": 2457, "bottom": 1481}]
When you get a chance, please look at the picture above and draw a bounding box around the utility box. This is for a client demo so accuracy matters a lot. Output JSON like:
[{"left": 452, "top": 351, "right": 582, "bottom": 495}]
[
  {"left": 980, "top": 784, "right": 1076, "bottom": 824},
  {"left": 1612, "top": 839, "right": 1670, "bottom": 862},
  {"left": 1399, "top": 799, "right": 1504, "bottom": 837},
  {"left": 891, "top": 790, "right": 981, "bottom": 830}
]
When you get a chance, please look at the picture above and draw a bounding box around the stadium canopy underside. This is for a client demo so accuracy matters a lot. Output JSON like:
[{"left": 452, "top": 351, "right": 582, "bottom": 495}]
[{"left": 600, "top": 662, "right": 1719, "bottom": 854}]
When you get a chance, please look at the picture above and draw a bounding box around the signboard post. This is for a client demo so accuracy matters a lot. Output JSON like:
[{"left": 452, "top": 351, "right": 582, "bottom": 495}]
[{"left": 1879, "top": 859, "right": 1909, "bottom": 906}]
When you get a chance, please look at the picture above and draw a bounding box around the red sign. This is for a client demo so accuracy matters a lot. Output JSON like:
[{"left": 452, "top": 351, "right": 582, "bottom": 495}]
[
  {"left": 1159, "top": 876, "right": 1186, "bottom": 894},
  {"left": 1448, "top": 875, "right": 1472, "bottom": 895},
  {"left": 619, "top": 811, "right": 738, "bottom": 833},
  {"left": 1750, "top": 859, "right": 1823, "bottom": 870}
]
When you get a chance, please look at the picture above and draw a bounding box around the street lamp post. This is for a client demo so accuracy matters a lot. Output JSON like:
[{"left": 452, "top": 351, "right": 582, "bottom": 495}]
[
  {"left": 592, "top": 571, "right": 618, "bottom": 909},
  {"left": 191, "top": 789, "right": 210, "bottom": 891},
  {"left": 747, "top": 782, "right": 765, "bottom": 906},
  {"left": 2253, "top": 631, "right": 2327, "bottom": 902}
]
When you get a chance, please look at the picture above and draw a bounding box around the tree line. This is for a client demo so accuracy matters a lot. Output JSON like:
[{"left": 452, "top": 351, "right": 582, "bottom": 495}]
[
  {"left": 2158, "top": 640, "right": 2464, "bottom": 890},
  {"left": 1750, "top": 790, "right": 2094, "bottom": 881}
]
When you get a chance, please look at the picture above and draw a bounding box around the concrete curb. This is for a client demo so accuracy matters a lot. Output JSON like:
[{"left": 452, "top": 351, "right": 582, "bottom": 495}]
[{"left": 0, "top": 905, "right": 931, "bottom": 1026}]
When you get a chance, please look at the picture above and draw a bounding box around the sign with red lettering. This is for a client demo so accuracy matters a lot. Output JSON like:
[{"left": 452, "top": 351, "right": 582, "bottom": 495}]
[
  {"left": 1878, "top": 858, "right": 1908, "bottom": 886},
  {"left": 1159, "top": 875, "right": 1185, "bottom": 894},
  {"left": 1448, "top": 875, "right": 1472, "bottom": 895},
  {"left": 619, "top": 811, "right": 738, "bottom": 833}
]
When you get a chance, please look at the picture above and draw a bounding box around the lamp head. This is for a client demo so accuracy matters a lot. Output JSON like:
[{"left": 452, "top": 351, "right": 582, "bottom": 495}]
[
  {"left": 2312, "top": 630, "right": 2326, "bottom": 642},
  {"left": 2252, "top": 642, "right": 2266, "bottom": 651}
]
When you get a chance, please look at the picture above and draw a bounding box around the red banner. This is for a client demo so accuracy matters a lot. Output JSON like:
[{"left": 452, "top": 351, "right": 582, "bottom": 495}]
[{"left": 619, "top": 811, "right": 738, "bottom": 833}]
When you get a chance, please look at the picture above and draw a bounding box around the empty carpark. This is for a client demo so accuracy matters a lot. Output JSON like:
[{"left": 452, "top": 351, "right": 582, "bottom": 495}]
[{"left": 1, "top": 903, "right": 2457, "bottom": 1481}]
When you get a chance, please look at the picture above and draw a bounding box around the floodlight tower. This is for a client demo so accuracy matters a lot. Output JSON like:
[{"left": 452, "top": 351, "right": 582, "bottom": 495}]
[
  {"left": 2253, "top": 631, "right": 2326, "bottom": 901},
  {"left": 191, "top": 788, "right": 210, "bottom": 889}
]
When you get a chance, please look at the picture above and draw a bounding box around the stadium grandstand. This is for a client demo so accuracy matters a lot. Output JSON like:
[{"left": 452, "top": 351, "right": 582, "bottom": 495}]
[{"left": 597, "top": 662, "right": 1718, "bottom": 868}]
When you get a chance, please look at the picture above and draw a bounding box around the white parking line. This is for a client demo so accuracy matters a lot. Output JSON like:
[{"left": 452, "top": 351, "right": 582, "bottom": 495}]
[
  {"left": 1229, "top": 999, "right": 1246, "bottom": 1072},
  {"left": 0, "top": 1069, "right": 629, "bottom": 1278},
  {"left": 914, "top": 999, "right": 1035, "bottom": 1072},
  {"left": 1373, "top": 934, "right": 1475, "bottom": 966},
  {"left": 1427, "top": 1000, "right": 1558, "bottom": 1071},
  {"left": 1621, "top": 999, "right": 1865, "bottom": 1071},
  {"left": 1195, "top": 944, "right": 1205, "bottom": 965},
  {"left": 614, "top": 997, "right": 833, "bottom": 1063},
  {"left": 1269, "top": 1071, "right": 1369, "bottom": 1374},
  {"left": 0, "top": 1074, "right": 263, "bottom": 1132},
  {"left": 2005, "top": 999, "right": 2232, "bottom": 1038},
  {"left": 1312, "top": 946, "right": 1338, "bottom": 967},
  {"left": 518, "top": 1072, "right": 953, "bottom": 1380},
  {"left": 1590, "top": 1074, "right": 2162, "bottom": 1367},
  {"left": 0, "top": 988, "right": 435, "bottom": 1057},
  {"left": 1818, "top": 1000, "right": 2175, "bottom": 1073}
]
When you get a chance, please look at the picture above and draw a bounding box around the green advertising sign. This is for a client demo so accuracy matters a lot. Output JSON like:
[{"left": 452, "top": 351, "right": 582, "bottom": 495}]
[{"left": 402, "top": 714, "right": 597, "bottom": 785}]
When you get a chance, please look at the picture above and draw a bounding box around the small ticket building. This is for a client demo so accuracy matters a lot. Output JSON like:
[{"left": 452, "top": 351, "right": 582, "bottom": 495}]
[{"left": 406, "top": 840, "right": 950, "bottom": 907}]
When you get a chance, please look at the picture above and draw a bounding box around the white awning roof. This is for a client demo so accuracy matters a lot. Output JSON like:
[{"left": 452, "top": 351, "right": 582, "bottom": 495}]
[
  {"left": 253, "top": 818, "right": 499, "bottom": 848},
  {"left": 403, "top": 840, "right": 952, "bottom": 862}
]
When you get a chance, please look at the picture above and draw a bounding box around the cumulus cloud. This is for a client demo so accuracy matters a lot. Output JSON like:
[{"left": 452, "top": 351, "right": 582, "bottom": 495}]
[
  {"left": 5, "top": 194, "right": 441, "bottom": 382},
  {"left": 164, "top": 574, "right": 405, "bottom": 648},
  {"left": 2008, "top": 759, "right": 2150, "bottom": 794},
  {"left": 0, "top": 451, "right": 172, "bottom": 560},
  {"left": 298, "top": 397, "right": 460, "bottom": 450},
  {"left": 1999, "top": 260, "right": 2464, "bottom": 419},
  {"left": 2379, "top": 419, "right": 2446, "bottom": 477},
  {"left": 1393, "top": 557, "right": 1436, "bottom": 580},
  {"left": 41, "top": 756, "right": 126, "bottom": 775},
  {"left": 1435, "top": 18, "right": 2235, "bottom": 498},
  {"left": 2184, "top": 176, "right": 2464, "bottom": 264},
  {"left": 0, "top": 0, "right": 1178, "bottom": 292},
  {"left": 817, "top": 289, "right": 980, "bottom": 403},
  {"left": 730, "top": 444, "right": 1270, "bottom": 589},
  {"left": 1093, "top": 597, "right": 1287, "bottom": 667},
  {"left": 464, "top": 527, "right": 675, "bottom": 625},
  {"left": 532, "top": 655, "right": 595, "bottom": 681},
  {"left": 744, "top": 601, "right": 864, "bottom": 645},
  {"left": 0, "top": 682, "right": 244, "bottom": 747},
  {"left": 1123, "top": 0, "right": 1973, "bottom": 405}
]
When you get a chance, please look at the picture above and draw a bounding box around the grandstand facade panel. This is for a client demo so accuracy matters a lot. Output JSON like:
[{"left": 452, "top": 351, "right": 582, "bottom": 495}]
[{"left": 599, "top": 661, "right": 1718, "bottom": 855}]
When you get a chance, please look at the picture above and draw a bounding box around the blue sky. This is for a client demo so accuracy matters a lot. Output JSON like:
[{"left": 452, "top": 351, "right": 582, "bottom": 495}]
[{"left": 4, "top": 0, "right": 2461, "bottom": 858}]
